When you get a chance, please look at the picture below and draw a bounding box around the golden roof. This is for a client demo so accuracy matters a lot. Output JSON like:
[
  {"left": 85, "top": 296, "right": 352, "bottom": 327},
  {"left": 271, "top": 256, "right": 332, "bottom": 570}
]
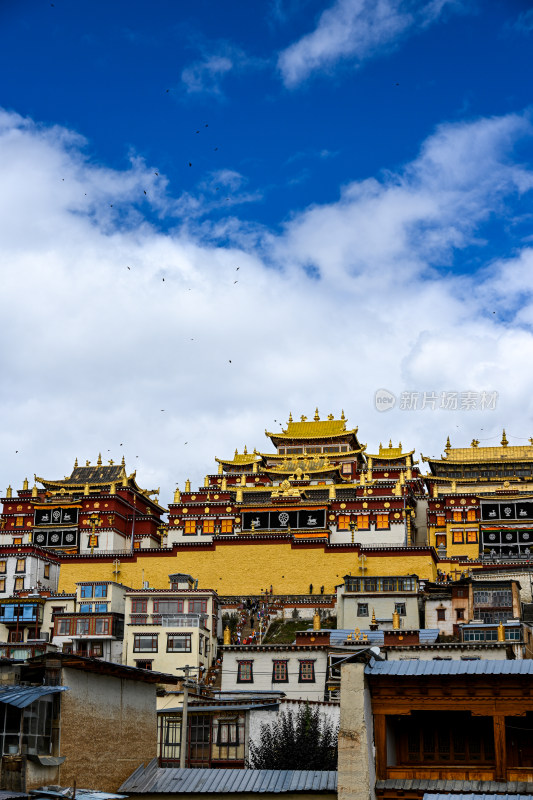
[
  {"left": 266, "top": 411, "right": 358, "bottom": 441},
  {"left": 215, "top": 454, "right": 261, "bottom": 466},
  {"left": 367, "top": 441, "right": 414, "bottom": 460},
  {"left": 423, "top": 444, "right": 533, "bottom": 464}
]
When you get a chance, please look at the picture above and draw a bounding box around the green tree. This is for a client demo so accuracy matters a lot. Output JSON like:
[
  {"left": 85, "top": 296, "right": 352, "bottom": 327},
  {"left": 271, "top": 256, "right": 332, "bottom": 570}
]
[{"left": 248, "top": 703, "right": 338, "bottom": 770}]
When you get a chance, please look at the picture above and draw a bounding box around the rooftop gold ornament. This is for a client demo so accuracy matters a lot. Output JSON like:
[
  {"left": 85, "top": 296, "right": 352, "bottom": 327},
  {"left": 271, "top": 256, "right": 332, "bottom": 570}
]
[
  {"left": 501, "top": 429, "right": 509, "bottom": 447},
  {"left": 392, "top": 609, "right": 400, "bottom": 630},
  {"left": 223, "top": 626, "right": 231, "bottom": 645},
  {"left": 288, "top": 412, "right": 293, "bottom": 423},
  {"left": 313, "top": 610, "right": 321, "bottom": 630},
  {"left": 174, "top": 487, "right": 181, "bottom": 503},
  {"left": 32, "top": 484, "right": 38, "bottom": 498},
  {"left": 110, "top": 482, "right": 116, "bottom": 495},
  {"left": 121, "top": 455, "right": 125, "bottom": 466},
  {"left": 74, "top": 457, "right": 78, "bottom": 468},
  {"left": 204, "top": 476, "right": 209, "bottom": 488},
  {"left": 445, "top": 436, "right": 451, "bottom": 452},
  {"left": 185, "top": 479, "right": 191, "bottom": 492},
  {"left": 314, "top": 408, "right": 320, "bottom": 421},
  {"left": 471, "top": 439, "right": 480, "bottom": 447},
  {"left": 218, "top": 463, "right": 223, "bottom": 474},
  {"left": 84, "top": 483, "right": 90, "bottom": 496},
  {"left": 497, "top": 621, "right": 505, "bottom": 642},
  {"left": 97, "top": 453, "right": 102, "bottom": 466},
  {"left": 23, "top": 478, "right": 28, "bottom": 491}
]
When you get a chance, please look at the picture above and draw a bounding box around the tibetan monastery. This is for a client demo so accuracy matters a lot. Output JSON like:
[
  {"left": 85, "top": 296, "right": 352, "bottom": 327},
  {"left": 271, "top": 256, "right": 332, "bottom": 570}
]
[
  {"left": 0, "top": 455, "right": 166, "bottom": 554},
  {"left": 424, "top": 430, "right": 533, "bottom": 561},
  {"left": 167, "top": 410, "right": 427, "bottom": 549}
]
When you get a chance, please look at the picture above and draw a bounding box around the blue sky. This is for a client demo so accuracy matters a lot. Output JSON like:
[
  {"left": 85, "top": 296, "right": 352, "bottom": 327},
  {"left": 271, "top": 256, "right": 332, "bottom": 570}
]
[{"left": 1, "top": 0, "right": 533, "bottom": 499}]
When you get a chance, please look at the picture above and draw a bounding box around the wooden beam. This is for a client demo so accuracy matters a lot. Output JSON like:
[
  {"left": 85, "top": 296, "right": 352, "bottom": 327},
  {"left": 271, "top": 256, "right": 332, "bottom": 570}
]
[
  {"left": 493, "top": 714, "right": 507, "bottom": 781},
  {"left": 374, "top": 714, "right": 387, "bottom": 780}
]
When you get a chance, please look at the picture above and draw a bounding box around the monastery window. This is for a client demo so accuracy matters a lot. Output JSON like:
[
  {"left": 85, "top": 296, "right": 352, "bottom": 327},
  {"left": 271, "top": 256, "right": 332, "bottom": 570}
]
[
  {"left": 131, "top": 599, "right": 148, "bottom": 614},
  {"left": 357, "top": 515, "right": 369, "bottom": 530},
  {"left": 94, "top": 584, "right": 107, "bottom": 598},
  {"left": 452, "top": 511, "right": 462, "bottom": 522},
  {"left": 402, "top": 713, "right": 494, "bottom": 764},
  {"left": 221, "top": 519, "right": 233, "bottom": 534},
  {"left": 15, "top": 517, "right": 23, "bottom": 527},
  {"left": 93, "top": 602, "right": 108, "bottom": 612},
  {"left": 272, "top": 660, "right": 289, "bottom": 682},
  {"left": 167, "top": 633, "right": 192, "bottom": 652},
  {"left": 337, "top": 515, "right": 351, "bottom": 531},
  {"left": 467, "top": 509, "right": 476, "bottom": 521},
  {"left": 306, "top": 447, "right": 322, "bottom": 454},
  {"left": 134, "top": 634, "right": 158, "bottom": 652},
  {"left": 189, "top": 599, "right": 207, "bottom": 614},
  {"left": 437, "top": 609, "right": 446, "bottom": 621},
  {"left": 56, "top": 619, "right": 71, "bottom": 636},
  {"left": 135, "top": 660, "right": 153, "bottom": 670},
  {"left": 203, "top": 519, "right": 215, "bottom": 535},
  {"left": 376, "top": 514, "right": 389, "bottom": 529},
  {"left": 323, "top": 446, "right": 340, "bottom": 453},
  {"left": 342, "top": 463, "right": 352, "bottom": 475},
  {"left": 15, "top": 559, "right": 25, "bottom": 573},
  {"left": 8, "top": 631, "right": 23, "bottom": 643},
  {"left": 287, "top": 448, "right": 303, "bottom": 454},
  {"left": 466, "top": 530, "right": 478, "bottom": 543},
  {"left": 94, "top": 618, "right": 110, "bottom": 635},
  {"left": 184, "top": 520, "right": 197, "bottom": 535},
  {"left": 394, "top": 602, "right": 406, "bottom": 616},
  {"left": 79, "top": 603, "right": 92, "bottom": 613},
  {"left": 298, "top": 660, "right": 315, "bottom": 682},
  {"left": 133, "top": 541, "right": 140, "bottom": 550},
  {"left": 0, "top": 562, "right": 6, "bottom": 575},
  {"left": 76, "top": 619, "right": 90, "bottom": 635},
  {"left": 452, "top": 530, "right": 464, "bottom": 544},
  {"left": 364, "top": 579, "right": 377, "bottom": 591},
  {"left": 237, "top": 660, "right": 253, "bottom": 683},
  {"left": 14, "top": 578, "right": 23, "bottom": 592},
  {"left": 357, "top": 603, "right": 369, "bottom": 617},
  {"left": 80, "top": 585, "right": 93, "bottom": 598},
  {"left": 456, "top": 608, "right": 465, "bottom": 620},
  {"left": 382, "top": 578, "right": 395, "bottom": 591},
  {"left": 13, "top": 539, "right": 22, "bottom": 546},
  {"left": 0, "top": 580, "right": 5, "bottom": 593},
  {"left": 43, "top": 564, "right": 50, "bottom": 579},
  {"left": 436, "top": 515, "right": 445, "bottom": 526},
  {"left": 217, "top": 719, "right": 240, "bottom": 746}
]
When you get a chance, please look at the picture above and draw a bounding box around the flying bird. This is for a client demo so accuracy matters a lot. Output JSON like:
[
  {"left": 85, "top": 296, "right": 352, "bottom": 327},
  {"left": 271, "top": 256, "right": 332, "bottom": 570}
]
[
  {"left": 214, "top": 147, "right": 218, "bottom": 151},
  {"left": 127, "top": 266, "right": 131, "bottom": 270},
  {"left": 236, "top": 267, "right": 239, "bottom": 270},
  {"left": 229, "top": 360, "right": 232, "bottom": 363},
  {"left": 154, "top": 172, "right": 159, "bottom": 176},
  {"left": 188, "top": 162, "right": 192, "bottom": 167},
  {"left": 234, "top": 280, "right": 238, "bottom": 284},
  {"left": 144, "top": 190, "right": 147, "bottom": 195}
]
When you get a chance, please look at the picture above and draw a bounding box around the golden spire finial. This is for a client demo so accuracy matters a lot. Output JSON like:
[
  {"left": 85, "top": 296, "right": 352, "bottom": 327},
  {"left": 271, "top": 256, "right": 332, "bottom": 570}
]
[
  {"left": 244, "top": 445, "right": 248, "bottom": 454},
  {"left": 32, "top": 484, "right": 38, "bottom": 498},
  {"left": 445, "top": 436, "right": 451, "bottom": 451},
  {"left": 97, "top": 453, "right": 102, "bottom": 466},
  {"left": 218, "top": 463, "right": 223, "bottom": 475},
  {"left": 398, "top": 441, "right": 402, "bottom": 451},
  {"left": 6, "top": 485, "right": 12, "bottom": 499},
  {"left": 501, "top": 429, "right": 508, "bottom": 447},
  {"left": 204, "top": 476, "right": 209, "bottom": 488},
  {"left": 288, "top": 412, "right": 293, "bottom": 423},
  {"left": 121, "top": 455, "right": 125, "bottom": 466},
  {"left": 314, "top": 407, "right": 320, "bottom": 421},
  {"left": 388, "top": 439, "right": 392, "bottom": 448},
  {"left": 185, "top": 478, "right": 191, "bottom": 492},
  {"left": 23, "top": 478, "right": 29, "bottom": 491},
  {"left": 174, "top": 487, "right": 181, "bottom": 503},
  {"left": 234, "top": 448, "right": 238, "bottom": 457},
  {"left": 74, "top": 457, "right": 78, "bottom": 468},
  {"left": 86, "top": 460, "right": 90, "bottom": 466},
  {"left": 371, "top": 609, "right": 377, "bottom": 625},
  {"left": 341, "top": 409, "right": 345, "bottom": 421}
]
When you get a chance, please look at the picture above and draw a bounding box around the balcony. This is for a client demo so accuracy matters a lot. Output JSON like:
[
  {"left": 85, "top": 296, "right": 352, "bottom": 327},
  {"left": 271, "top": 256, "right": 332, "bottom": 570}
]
[{"left": 129, "top": 613, "right": 208, "bottom": 628}]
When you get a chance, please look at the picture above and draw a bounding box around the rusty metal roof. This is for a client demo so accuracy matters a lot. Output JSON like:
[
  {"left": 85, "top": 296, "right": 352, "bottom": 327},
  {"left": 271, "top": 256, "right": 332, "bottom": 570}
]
[{"left": 119, "top": 760, "right": 337, "bottom": 794}]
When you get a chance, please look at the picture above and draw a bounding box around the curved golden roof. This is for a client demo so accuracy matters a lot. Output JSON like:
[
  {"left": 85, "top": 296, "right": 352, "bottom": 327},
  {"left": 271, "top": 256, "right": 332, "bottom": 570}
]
[
  {"left": 266, "top": 414, "right": 358, "bottom": 441},
  {"left": 215, "top": 455, "right": 261, "bottom": 466}
]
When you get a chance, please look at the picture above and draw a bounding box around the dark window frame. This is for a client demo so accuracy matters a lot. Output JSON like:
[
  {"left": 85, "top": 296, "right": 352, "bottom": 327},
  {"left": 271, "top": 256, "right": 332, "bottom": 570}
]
[
  {"left": 237, "top": 660, "right": 253, "bottom": 683},
  {"left": 272, "top": 660, "right": 289, "bottom": 683}
]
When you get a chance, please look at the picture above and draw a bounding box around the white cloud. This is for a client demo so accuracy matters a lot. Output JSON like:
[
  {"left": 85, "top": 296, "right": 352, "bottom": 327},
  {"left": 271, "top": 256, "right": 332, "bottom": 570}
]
[
  {"left": 1, "top": 108, "right": 533, "bottom": 505},
  {"left": 181, "top": 55, "right": 234, "bottom": 95},
  {"left": 277, "top": 0, "right": 463, "bottom": 87}
]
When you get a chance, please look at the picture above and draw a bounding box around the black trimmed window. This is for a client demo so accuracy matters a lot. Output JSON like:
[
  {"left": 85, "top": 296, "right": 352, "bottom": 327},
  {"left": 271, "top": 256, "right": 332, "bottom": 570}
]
[
  {"left": 298, "top": 660, "right": 315, "bottom": 683},
  {"left": 237, "top": 660, "right": 253, "bottom": 682},
  {"left": 217, "top": 719, "right": 239, "bottom": 746},
  {"left": 395, "top": 602, "right": 406, "bottom": 616},
  {"left": 134, "top": 634, "right": 158, "bottom": 652},
  {"left": 135, "top": 659, "right": 153, "bottom": 670},
  {"left": 167, "top": 633, "right": 191, "bottom": 652},
  {"left": 272, "top": 660, "right": 289, "bottom": 682},
  {"left": 357, "top": 603, "right": 368, "bottom": 617}
]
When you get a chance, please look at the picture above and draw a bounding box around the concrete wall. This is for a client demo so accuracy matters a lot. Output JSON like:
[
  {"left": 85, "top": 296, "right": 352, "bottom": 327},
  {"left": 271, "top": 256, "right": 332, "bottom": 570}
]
[
  {"left": 338, "top": 661, "right": 375, "bottom": 800},
  {"left": 249, "top": 699, "right": 339, "bottom": 751},
  {"left": 329, "top": 523, "right": 406, "bottom": 547},
  {"left": 220, "top": 649, "right": 328, "bottom": 701},
  {"left": 339, "top": 595, "right": 419, "bottom": 631},
  {"left": 58, "top": 667, "right": 157, "bottom": 792}
]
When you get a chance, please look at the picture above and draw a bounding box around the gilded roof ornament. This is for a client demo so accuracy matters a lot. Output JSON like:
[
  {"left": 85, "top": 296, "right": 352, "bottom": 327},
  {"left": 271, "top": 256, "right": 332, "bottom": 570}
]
[
  {"left": 341, "top": 409, "right": 345, "bottom": 421},
  {"left": 86, "top": 460, "right": 90, "bottom": 466},
  {"left": 6, "top": 486, "right": 12, "bottom": 499},
  {"left": 31, "top": 484, "right": 38, "bottom": 498},
  {"left": 445, "top": 436, "right": 451, "bottom": 452},
  {"left": 244, "top": 445, "right": 248, "bottom": 454},
  {"left": 328, "top": 413, "right": 334, "bottom": 420},
  {"left": 174, "top": 487, "right": 181, "bottom": 503},
  {"left": 389, "top": 439, "right": 393, "bottom": 448},
  {"left": 185, "top": 479, "right": 191, "bottom": 492},
  {"left": 121, "top": 455, "right": 125, "bottom": 466},
  {"left": 288, "top": 412, "right": 293, "bottom": 423},
  {"left": 84, "top": 483, "right": 90, "bottom": 496},
  {"left": 314, "top": 408, "right": 320, "bottom": 421},
  {"left": 74, "top": 458, "right": 78, "bottom": 468},
  {"left": 23, "top": 478, "right": 28, "bottom": 491},
  {"left": 300, "top": 415, "right": 307, "bottom": 422},
  {"left": 501, "top": 429, "right": 509, "bottom": 447},
  {"left": 471, "top": 439, "right": 479, "bottom": 447},
  {"left": 97, "top": 453, "right": 102, "bottom": 466}
]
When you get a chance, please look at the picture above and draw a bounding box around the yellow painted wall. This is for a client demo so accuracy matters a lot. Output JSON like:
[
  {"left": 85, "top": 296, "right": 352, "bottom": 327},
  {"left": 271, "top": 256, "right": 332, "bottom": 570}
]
[
  {"left": 57, "top": 543, "right": 439, "bottom": 595},
  {"left": 428, "top": 524, "right": 480, "bottom": 561}
]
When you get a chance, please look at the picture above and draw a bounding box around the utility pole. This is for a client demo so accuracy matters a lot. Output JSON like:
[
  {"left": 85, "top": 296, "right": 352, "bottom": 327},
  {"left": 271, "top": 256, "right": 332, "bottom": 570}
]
[{"left": 177, "top": 664, "right": 197, "bottom": 769}]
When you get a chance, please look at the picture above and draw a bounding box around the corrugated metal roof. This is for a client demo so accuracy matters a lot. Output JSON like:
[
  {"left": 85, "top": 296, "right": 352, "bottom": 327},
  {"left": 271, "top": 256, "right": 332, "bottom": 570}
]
[
  {"left": 0, "top": 685, "right": 68, "bottom": 708},
  {"left": 419, "top": 629, "right": 440, "bottom": 643},
  {"left": 377, "top": 780, "right": 533, "bottom": 795},
  {"left": 158, "top": 703, "right": 280, "bottom": 714},
  {"left": 119, "top": 761, "right": 337, "bottom": 794},
  {"left": 424, "top": 794, "right": 533, "bottom": 800},
  {"left": 367, "top": 659, "right": 533, "bottom": 677}
]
